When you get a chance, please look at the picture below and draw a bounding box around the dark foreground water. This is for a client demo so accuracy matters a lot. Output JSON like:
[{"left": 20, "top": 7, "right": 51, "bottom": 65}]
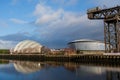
[{"left": 0, "top": 60, "right": 120, "bottom": 80}]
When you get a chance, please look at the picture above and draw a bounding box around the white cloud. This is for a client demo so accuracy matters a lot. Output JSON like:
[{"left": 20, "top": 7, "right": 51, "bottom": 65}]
[
  {"left": 32, "top": 3, "right": 104, "bottom": 48},
  {"left": 34, "top": 4, "right": 53, "bottom": 16},
  {"left": 38, "top": 14, "right": 102, "bottom": 38},
  {"left": 10, "top": 18, "right": 28, "bottom": 24},
  {"left": 5, "top": 0, "right": 119, "bottom": 48},
  {"left": 33, "top": 3, "right": 100, "bottom": 29},
  {"left": 0, "top": 40, "right": 17, "bottom": 49},
  {"left": 34, "top": 3, "right": 64, "bottom": 25}
]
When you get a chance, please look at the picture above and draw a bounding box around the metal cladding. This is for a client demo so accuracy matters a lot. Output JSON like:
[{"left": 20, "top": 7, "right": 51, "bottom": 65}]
[
  {"left": 13, "top": 40, "right": 42, "bottom": 53},
  {"left": 68, "top": 39, "right": 105, "bottom": 51}
]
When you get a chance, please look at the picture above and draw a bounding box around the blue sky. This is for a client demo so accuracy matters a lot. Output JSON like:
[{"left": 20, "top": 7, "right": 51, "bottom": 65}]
[{"left": 0, "top": 0, "right": 120, "bottom": 49}]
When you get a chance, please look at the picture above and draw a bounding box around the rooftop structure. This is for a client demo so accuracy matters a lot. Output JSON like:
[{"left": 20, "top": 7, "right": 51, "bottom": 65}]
[
  {"left": 13, "top": 40, "right": 42, "bottom": 54},
  {"left": 69, "top": 39, "right": 101, "bottom": 43},
  {"left": 68, "top": 39, "right": 105, "bottom": 54}
]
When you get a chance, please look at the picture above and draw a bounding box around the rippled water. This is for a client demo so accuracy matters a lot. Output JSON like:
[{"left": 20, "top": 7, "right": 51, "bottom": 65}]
[{"left": 0, "top": 60, "right": 120, "bottom": 80}]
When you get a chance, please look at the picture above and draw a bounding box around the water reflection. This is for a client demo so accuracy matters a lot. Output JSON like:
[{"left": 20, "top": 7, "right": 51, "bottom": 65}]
[
  {"left": 77, "top": 65, "right": 105, "bottom": 75},
  {"left": 0, "top": 60, "right": 120, "bottom": 80},
  {"left": 13, "top": 61, "right": 42, "bottom": 74},
  {"left": 0, "top": 60, "right": 9, "bottom": 64}
]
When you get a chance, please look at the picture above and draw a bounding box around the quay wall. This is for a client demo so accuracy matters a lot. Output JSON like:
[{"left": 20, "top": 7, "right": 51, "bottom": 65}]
[
  {"left": 0, "top": 54, "right": 120, "bottom": 64},
  {"left": 77, "top": 50, "right": 104, "bottom": 54}
]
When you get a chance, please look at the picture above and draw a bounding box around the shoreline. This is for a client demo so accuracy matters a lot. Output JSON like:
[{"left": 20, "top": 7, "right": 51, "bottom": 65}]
[{"left": 0, "top": 54, "right": 120, "bottom": 64}]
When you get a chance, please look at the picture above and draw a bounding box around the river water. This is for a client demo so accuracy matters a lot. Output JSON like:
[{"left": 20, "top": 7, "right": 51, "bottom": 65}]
[{"left": 0, "top": 60, "right": 120, "bottom": 80}]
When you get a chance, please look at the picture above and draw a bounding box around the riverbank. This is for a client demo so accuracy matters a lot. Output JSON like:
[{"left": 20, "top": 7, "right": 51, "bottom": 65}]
[{"left": 0, "top": 54, "right": 120, "bottom": 64}]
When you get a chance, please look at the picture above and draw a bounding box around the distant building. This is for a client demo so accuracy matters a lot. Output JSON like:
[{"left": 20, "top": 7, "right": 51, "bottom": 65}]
[
  {"left": 13, "top": 40, "right": 42, "bottom": 54},
  {"left": 68, "top": 39, "right": 105, "bottom": 54},
  {"left": 50, "top": 49, "right": 64, "bottom": 55},
  {"left": 50, "top": 48, "right": 75, "bottom": 55},
  {"left": 63, "top": 48, "right": 76, "bottom": 55}
]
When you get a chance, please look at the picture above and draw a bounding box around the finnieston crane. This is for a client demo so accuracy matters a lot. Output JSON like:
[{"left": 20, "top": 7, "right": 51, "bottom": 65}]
[{"left": 87, "top": 6, "right": 120, "bottom": 53}]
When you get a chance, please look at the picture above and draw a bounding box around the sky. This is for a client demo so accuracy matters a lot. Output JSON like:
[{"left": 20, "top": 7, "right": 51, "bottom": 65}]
[{"left": 0, "top": 0, "right": 120, "bottom": 49}]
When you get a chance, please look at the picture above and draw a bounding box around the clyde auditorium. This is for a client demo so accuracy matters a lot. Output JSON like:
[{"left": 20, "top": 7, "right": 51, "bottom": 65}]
[{"left": 13, "top": 40, "right": 42, "bottom": 54}]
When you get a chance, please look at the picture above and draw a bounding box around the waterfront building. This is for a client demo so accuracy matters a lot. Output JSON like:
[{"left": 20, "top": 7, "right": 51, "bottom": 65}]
[
  {"left": 68, "top": 39, "right": 105, "bottom": 54},
  {"left": 50, "top": 48, "right": 75, "bottom": 55},
  {"left": 13, "top": 40, "right": 43, "bottom": 54}
]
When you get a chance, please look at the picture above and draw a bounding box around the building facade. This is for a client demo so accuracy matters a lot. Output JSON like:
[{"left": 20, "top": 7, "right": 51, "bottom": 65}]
[
  {"left": 13, "top": 40, "right": 42, "bottom": 54},
  {"left": 68, "top": 39, "right": 105, "bottom": 54}
]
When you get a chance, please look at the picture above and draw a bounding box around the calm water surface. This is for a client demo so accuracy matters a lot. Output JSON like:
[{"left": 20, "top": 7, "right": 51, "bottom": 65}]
[{"left": 0, "top": 60, "right": 120, "bottom": 80}]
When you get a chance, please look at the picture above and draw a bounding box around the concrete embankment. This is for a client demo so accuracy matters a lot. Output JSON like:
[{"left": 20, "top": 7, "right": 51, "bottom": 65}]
[
  {"left": 0, "top": 54, "right": 70, "bottom": 62},
  {"left": 0, "top": 54, "right": 45, "bottom": 61},
  {"left": 0, "top": 54, "right": 120, "bottom": 64}
]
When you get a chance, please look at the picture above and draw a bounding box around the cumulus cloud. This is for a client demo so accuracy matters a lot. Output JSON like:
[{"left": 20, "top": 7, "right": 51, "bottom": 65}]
[
  {"left": 10, "top": 18, "right": 28, "bottom": 24},
  {"left": 33, "top": 3, "right": 64, "bottom": 25},
  {"left": 6, "top": 0, "right": 120, "bottom": 48},
  {"left": 32, "top": 3, "right": 104, "bottom": 48}
]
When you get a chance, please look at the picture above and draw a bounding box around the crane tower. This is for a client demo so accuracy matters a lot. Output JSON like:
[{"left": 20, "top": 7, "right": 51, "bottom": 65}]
[{"left": 87, "top": 6, "right": 120, "bottom": 53}]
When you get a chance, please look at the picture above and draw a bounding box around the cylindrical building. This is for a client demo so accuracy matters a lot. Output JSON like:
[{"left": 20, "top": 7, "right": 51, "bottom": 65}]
[{"left": 68, "top": 39, "right": 105, "bottom": 54}]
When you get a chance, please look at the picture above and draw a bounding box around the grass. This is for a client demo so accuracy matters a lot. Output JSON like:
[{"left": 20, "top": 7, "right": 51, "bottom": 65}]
[{"left": 0, "top": 49, "right": 10, "bottom": 54}]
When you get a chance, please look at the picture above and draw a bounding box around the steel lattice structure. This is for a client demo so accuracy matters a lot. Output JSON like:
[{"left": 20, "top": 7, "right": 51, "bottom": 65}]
[{"left": 87, "top": 6, "right": 120, "bottom": 53}]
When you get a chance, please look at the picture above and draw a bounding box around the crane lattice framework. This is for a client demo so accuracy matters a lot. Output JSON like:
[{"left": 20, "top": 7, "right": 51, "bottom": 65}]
[{"left": 87, "top": 6, "right": 120, "bottom": 53}]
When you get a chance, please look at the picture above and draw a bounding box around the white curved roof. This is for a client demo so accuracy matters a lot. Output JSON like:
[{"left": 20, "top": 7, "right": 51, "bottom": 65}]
[
  {"left": 73, "top": 39, "right": 95, "bottom": 42},
  {"left": 69, "top": 39, "right": 103, "bottom": 43},
  {"left": 14, "top": 40, "right": 42, "bottom": 53}
]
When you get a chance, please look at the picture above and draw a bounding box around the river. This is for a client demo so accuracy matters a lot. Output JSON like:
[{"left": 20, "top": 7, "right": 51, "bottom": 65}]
[{"left": 0, "top": 60, "right": 120, "bottom": 80}]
